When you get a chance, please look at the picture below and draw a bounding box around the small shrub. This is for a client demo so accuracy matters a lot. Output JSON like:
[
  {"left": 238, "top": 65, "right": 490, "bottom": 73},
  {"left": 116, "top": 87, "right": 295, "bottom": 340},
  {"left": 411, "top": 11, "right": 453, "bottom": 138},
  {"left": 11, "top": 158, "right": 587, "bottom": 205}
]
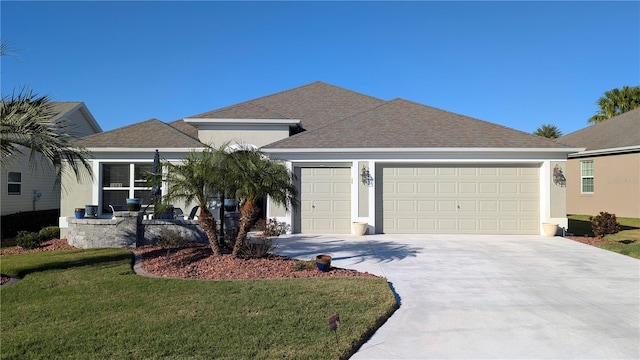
[
  {"left": 292, "top": 260, "right": 316, "bottom": 271},
  {"left": 589, "top": 212, "right": 620, "bottom": 239},
  {"left": 156, "top": 229, "right": 185, "bottom": 257},
  {"left": 255, "top": 218, "right": 286, "bottom": 237},
  {"left": 16, "top": 231, "right": 43, "bottom": 250},
  {"left": 241, "top": 236, "right": 277, "bottom": 258},
  {"left": 38, "top": 226, "right": 60, "bottom": 241}
]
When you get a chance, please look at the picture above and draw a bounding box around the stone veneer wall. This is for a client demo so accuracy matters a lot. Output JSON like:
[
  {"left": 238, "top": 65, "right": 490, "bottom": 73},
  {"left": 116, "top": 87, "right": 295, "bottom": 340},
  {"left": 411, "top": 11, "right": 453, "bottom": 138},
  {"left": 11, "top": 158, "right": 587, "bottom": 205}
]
[{"left": 67, "top": 211, "right": 207, "bottom": 249}]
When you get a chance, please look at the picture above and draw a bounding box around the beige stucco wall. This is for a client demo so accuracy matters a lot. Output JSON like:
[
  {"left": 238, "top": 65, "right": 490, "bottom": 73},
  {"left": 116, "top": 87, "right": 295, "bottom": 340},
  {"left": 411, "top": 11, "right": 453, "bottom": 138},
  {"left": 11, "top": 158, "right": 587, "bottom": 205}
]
[
  {"left": 566, "top": 152, "right": 640, "bottom": 218},
  {"left": 59, "top": 161, "right": 95, "bottom": 237},
  {"left": 198, "top": 128, "right": 290, "bottom": 148}
]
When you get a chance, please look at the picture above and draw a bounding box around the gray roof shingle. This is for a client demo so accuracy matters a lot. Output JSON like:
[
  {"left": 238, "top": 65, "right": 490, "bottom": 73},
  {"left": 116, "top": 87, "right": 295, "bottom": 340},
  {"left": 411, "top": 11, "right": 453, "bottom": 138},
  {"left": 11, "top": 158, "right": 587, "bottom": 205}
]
[
  {"left": 558, "top": 108, "right": 640, "bottom": 151},
  {"left": 74, "top": 119, "right": 203, "bottom": 148},
  {"left": 265, "top": 98, "right": 570, "bottom": 149},
  {"left": 188, "top": 81, "right": 385, "bottom": 131}
]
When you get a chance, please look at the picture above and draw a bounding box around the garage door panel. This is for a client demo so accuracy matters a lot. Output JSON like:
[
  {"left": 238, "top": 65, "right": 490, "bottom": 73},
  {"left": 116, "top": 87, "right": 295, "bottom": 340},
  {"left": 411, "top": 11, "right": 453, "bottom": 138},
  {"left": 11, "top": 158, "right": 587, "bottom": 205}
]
[
  {"left": 479, "top": 200, "right": 498, "bottom": 212},
  {"left": 479, "top": 219, "right": 498, "bottom": 231},
  {"left": 418, "top": 200, "right": 436, "bottom": 211},
  {"left": 379, "top": 165, "right": 539, "bottom": 234},
  {"left": 521, "top": 201, "right": 539, "bottom": 213},
  {"left": 313, "top": 183, "right": 332, "bottom": 193},
  {"left": 398, "top": 183, "right": 416, "bottom": 193},
  {"left": 480, "top": 183, "right": 498, "bottom": 194},
  {"left": 500, "top": 200, "right": 518, "bottom": 212}
]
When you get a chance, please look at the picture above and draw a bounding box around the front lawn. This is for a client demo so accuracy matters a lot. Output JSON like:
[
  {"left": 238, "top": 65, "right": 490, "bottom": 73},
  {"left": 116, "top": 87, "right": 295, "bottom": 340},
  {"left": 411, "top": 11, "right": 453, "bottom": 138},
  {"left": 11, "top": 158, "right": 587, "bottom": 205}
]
[
  {"left": 0, "top": 249, "right": 397, "bottom": 360},
  {"left": 568, "top": 215, "right": 640, "bottom": 259}
]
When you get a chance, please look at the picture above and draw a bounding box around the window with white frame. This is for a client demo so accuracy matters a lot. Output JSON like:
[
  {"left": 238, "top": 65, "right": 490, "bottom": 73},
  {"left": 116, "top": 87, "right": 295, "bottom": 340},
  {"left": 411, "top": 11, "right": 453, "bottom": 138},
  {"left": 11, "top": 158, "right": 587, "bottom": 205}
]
[
  {"left": 581, "top": 160, "right": 594, "bottom": 193},
  {"left": 101, "top": 163, "right": 153, "bottom": 212},
  {"left": 7, "top": 172, "right": 21, "bottom": 195}
]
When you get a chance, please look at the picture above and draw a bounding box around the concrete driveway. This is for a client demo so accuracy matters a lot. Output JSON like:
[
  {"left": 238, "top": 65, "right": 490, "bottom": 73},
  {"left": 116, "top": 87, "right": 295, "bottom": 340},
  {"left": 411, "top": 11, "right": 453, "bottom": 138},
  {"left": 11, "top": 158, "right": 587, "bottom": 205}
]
[{"left": 276, "top": 234, "right": 640, "bottom": 359}]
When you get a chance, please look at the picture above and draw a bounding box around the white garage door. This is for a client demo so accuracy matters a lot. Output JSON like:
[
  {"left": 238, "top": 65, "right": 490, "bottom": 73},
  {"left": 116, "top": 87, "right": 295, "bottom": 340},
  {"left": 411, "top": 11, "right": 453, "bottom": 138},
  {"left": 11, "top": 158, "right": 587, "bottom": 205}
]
[
  {"left": 300, "top": 168, "right": 351, "bottom": 234},
  {"left": 376, "top": 165, "right": 539, "bottom": 234}
]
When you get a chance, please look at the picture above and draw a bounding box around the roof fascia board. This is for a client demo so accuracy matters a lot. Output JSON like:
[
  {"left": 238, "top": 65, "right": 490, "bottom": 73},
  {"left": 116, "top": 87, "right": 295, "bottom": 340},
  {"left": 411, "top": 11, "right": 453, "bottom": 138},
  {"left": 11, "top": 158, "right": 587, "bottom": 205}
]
[
  {"left": 77, "top": 104, "right": 103, "bottom": 133},
  {"left": 264, "top": 147, "right": 583, "bottom": 155},
  {"left": 184, "top": 118, "right": 301, "bottom": 126},
  {"left": 86, "top": 147, "right": 204, "bottom": 156},
  {"left": 568, "top": 145, "right": 640, "bottom": 158}
]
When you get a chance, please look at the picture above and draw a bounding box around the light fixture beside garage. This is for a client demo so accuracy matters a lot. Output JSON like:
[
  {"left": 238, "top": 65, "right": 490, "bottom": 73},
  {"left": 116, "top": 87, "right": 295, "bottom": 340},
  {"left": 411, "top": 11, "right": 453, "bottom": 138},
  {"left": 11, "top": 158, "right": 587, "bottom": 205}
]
[{"left": 360, "top": 165, "right": 373, "bottom": 186}]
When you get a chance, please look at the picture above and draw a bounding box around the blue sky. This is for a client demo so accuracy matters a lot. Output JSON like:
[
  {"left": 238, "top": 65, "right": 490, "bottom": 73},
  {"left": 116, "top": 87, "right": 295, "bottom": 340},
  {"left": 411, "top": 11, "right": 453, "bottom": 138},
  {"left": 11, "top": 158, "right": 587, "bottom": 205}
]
[{"left": 2, "top": 1, "right": 638, "bottom": 135}]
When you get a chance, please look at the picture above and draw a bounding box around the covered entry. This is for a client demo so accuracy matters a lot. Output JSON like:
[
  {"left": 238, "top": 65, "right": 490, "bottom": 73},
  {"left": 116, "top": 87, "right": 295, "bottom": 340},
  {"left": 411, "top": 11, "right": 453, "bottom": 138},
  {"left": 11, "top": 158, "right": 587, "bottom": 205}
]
[
  {"left": 297, "top": 167, "right": 351, "bottom": 234},
  {"left": 376, "top": 164, "right": 540, "bottom": 234}
]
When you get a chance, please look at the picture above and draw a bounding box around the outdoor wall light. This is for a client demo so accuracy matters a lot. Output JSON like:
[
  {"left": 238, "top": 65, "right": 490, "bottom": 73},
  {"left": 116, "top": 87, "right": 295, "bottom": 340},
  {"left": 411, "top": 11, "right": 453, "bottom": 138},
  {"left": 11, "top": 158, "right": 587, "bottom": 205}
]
[{"left": 360, "top": 165, "right": 373, "bottom": 186}]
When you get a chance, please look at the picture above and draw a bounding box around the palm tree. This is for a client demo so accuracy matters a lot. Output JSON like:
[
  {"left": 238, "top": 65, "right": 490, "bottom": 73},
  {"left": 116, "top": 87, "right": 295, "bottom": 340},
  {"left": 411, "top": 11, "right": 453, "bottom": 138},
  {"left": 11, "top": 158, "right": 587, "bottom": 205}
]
[
  {"left": 163, "top": 147, "right": 225, "bottom": 256},
  {"left": 588, "top": 86, "right": 640, "bottom": 124},
  {"left": 533, "top": 124, "right": 563, "bottom": 139},
  {"left": 1, "top": 88, "right": 93, "bottom": 182},
  {"left": 221, "top": 148, "right": 298, "bottom": 258}
]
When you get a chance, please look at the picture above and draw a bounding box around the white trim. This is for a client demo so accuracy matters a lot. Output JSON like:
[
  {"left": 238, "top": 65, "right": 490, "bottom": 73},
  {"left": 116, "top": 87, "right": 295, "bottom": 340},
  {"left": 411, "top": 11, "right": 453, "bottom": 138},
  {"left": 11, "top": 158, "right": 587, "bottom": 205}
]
[
  {"left": 86, "top": 147, "right": 203, "bottom": 153},
  {"left": 580, "top": 160, "right": 594, "bottom": 194},
  {"left": 568, "top": 145, "right": 640, "bottom": 158},
  {"left": 264, "top": 147, "right": 583, "bottom": 154},
  {"left": 184, "top": 118, "right": 301, "bottom": 126}
]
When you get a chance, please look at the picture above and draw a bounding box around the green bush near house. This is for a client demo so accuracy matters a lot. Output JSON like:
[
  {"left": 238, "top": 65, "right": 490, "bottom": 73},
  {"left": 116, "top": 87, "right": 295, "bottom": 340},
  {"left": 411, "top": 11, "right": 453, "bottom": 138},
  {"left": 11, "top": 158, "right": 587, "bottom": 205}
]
[
  {"left": 568, "top": 214, "right": 640, "bottom": 259},
  {"left": 0, "top": 249, "right": 398, "bottom": 359}
]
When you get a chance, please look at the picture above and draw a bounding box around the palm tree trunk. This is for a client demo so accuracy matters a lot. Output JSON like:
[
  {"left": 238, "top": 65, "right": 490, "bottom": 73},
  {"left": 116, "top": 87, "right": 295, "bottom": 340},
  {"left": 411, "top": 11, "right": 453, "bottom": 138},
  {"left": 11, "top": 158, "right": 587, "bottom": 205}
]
[
  {"left": 198, "top": 207, "right": 221, "bottom": 256},
  {"left": 232, "top": 199, "right": 260, "bottom": 257}
]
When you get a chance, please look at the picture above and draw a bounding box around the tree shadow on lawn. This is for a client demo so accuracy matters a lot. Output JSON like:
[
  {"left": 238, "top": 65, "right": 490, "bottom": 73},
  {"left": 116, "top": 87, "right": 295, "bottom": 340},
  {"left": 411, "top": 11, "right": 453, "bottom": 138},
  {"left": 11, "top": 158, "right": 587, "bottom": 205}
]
[{"left": 8, "top": 251, "right": 133, "bottom": 279}]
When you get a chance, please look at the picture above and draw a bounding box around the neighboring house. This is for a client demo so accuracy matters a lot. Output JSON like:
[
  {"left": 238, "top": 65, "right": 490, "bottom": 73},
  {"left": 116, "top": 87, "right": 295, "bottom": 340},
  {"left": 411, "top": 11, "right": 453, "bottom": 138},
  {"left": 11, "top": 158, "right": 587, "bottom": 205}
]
[
  {"left": 1, "top": 102, "right": 102, "bottom": 216},
  {"left": 60, "top": 82, "right": 581, "bottom": 237},
  {"left": 558, "top": 108, "right": 640, "bottom": 218}
]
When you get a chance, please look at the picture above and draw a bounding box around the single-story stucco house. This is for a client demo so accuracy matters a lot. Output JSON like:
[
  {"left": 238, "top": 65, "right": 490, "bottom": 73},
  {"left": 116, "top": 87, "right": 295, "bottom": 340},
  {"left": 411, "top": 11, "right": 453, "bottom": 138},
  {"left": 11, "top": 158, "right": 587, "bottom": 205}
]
[
  {"left": 2, "top": 102, "right": 101, "bottom": 216},
  {"left": 60, "top": 81, "right": 582, "bottom": 237},
  {"left": 559, "top": 107, "right": 640, "bottom": 218}
]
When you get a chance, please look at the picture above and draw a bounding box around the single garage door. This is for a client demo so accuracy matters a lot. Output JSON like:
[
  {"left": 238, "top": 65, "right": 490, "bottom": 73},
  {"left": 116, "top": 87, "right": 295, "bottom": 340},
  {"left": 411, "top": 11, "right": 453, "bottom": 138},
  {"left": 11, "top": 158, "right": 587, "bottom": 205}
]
[
  {"left": 376, "top": 164, "right": 539, "bottom": 234},
  {"left": 299, "top": 167, "right": 351, "bottom": 234}
]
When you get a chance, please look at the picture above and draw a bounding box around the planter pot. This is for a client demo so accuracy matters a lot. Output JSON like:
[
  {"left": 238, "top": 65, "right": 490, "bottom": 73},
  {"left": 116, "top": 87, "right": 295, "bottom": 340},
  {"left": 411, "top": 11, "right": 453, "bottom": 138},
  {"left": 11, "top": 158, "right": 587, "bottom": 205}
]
[
  {"left": 315, "top": 254, "right": 332, "bottom": 272},
  {"left": 352, "top": 221, "right": 368, "bottom": 236},
  {"left": 74, "top": 208, "right": 85, "bottom": 219},
  {"left": 542, "top": 223, "right": 559, "bottom": 237},
  {"left": 126, "top": 198, "right": 142, "bottom": 211},
  {"left": 85, "top": 205, "right": 98, "bottom": 218}
]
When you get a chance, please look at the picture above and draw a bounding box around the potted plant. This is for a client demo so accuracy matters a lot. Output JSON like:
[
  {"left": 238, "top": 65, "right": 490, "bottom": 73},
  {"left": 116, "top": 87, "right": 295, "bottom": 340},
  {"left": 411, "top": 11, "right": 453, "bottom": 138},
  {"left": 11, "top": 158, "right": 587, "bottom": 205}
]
[
  {"left": 315, "top": 254, "right": 332, "bottom": 272},
  {"left": 352, "top": 221, "right": 368, "bottom": 236},
  {"left": 74, "top": 207, "right": 85, "bottom": 219},
  {"left": 542, "top": 223, "right": 559, "bottom": 237},
  {"left": 126, "top": 198, "right": 142, "bottom": 211}
]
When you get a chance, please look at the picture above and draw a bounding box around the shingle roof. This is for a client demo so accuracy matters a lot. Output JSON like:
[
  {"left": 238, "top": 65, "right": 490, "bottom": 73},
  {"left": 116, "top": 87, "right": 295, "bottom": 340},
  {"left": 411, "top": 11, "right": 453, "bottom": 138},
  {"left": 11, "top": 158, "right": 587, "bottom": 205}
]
[
  {"left": 167, "top": 119, "right": 199, "bottom": 140},
  {"left": 50, "top": 102, "right": 82, "bottom": 122},
  {"left": 188, "top": 81, "right": 385, "bottom": 131},
  {"left": 265, "top": 98, "right": 570, "bottom": 149},
  {"left": 558, "top": 108, "right": 640, "bottom": 151},
  {"left": 74, "top": 119, "right": 203, "bottom": 148}
]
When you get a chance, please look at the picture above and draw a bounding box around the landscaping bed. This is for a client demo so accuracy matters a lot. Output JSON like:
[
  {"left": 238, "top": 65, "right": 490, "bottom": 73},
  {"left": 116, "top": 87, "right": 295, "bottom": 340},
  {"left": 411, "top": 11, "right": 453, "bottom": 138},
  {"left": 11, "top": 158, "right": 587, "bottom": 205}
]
[{"left": 1, "top": 239, "right": 379, "bottom": 284}]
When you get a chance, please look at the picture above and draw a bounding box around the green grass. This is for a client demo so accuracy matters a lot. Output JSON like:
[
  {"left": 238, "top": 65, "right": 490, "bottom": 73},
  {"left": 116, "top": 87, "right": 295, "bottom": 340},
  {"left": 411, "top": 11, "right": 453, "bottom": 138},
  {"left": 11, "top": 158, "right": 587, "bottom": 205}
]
[
  {"left": 1, "top": 249, "right": 397, "bottom": 360},
  {"left": 568, "top": 215, "right": 640, "bottom": 259}
]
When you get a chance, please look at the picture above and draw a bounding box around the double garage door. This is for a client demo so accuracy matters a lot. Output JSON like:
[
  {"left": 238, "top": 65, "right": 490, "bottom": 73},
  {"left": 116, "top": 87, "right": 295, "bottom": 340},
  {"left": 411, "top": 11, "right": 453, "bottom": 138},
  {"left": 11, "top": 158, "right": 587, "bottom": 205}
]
[
  {"left": 376, "top": 164, "right": 540, "bottom": 234},
  {"left": 298, "top": 165, "right": 540, "bottom": 235}
]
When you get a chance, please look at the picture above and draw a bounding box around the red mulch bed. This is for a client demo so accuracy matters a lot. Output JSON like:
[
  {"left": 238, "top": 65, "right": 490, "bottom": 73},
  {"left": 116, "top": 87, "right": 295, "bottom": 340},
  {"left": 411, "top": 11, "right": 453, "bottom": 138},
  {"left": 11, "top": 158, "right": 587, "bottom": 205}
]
[
  {"left": 1, "top": 239, "right": 379, "bottom": 285},
  {"left": 564, "top": 235, "right": 609, "bottom": 247}
]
